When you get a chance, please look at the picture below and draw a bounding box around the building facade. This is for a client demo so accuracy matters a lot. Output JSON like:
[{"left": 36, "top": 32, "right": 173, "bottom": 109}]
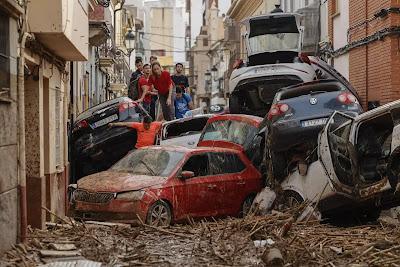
[
  {"left": 0, "top": 0, "right": 89, "bottom": 253},
  {"left": 323, "top": 0, "right": 400, "bottom": 109}
]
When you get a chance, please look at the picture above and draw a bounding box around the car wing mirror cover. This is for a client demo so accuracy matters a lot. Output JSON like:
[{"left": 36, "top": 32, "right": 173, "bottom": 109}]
[{"left": 180, "top": 171, "right": 195, "bottom": 179}]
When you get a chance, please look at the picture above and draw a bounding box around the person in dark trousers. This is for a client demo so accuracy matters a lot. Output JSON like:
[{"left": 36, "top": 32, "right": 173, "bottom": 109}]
[
  {"left": 136, "top": 64, "right": 156, "bottom": 114},
  {"left": 174, "top": 87, "right": 194, "bottom": 119},
  {"left": 109, "top": 116, "right": 162, "bottom": 149},
  {"left": 149, "top": 55, "right": 158, "bottom": 119},
  {"left": 149, "top": 61, "right": 175, "bottom": 121},
  {"left": 171, "top": 63, "right": 189, "bottom": 93},
  {"left": 131, "top": 57, "right": 143, "bottom": 81}
]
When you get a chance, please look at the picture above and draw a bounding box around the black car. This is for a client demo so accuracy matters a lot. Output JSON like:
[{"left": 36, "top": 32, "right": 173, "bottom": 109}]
[
  {"left": 264, "top": 80, "right": 363, "bottom": 178},
  {"left": 70, "top": 97, "right": 141, "bottom": 182}
]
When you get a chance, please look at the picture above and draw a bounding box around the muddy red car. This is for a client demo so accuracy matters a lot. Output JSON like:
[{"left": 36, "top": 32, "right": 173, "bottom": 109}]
[{"left": 68, "top": 145, "right": 263, "bottom": 226}]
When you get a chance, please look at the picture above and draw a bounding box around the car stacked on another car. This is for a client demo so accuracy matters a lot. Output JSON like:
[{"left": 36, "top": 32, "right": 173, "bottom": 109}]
[
  {"left": 71, "top": 97, "right": 141, "bottom": 182},
  {"left": 228, "top": 11, "right": 317, "bottom": 117},
  {"left": 264, "top": 80, "right": 363, "bottom": 179},
  {"left": 281, "top": 100, "right": 400, "bottom": 220},
  {"left": 156, "top": 114, "right": 213, "bottom": 148}
]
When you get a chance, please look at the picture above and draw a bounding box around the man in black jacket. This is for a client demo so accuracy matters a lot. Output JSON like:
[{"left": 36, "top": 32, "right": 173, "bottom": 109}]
[{"left": 131, "top": 57, "right": 143, "bottom": 81}]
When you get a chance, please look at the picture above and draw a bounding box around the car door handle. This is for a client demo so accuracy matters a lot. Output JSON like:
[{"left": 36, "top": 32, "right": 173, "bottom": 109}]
[
  {"left": 188, "top": 141, "right": 195, "bottom": 145},
  {"left": 207, "top": 184, "right": 217, "bottom": 189},
  {"left": 237, "top": 181, "right": 246, "bottom": 185}
]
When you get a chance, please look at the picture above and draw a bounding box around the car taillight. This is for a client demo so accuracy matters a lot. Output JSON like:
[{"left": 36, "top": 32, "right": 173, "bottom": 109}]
[
  {"left": 119, "top": 101, "right": 135, "bottom": 113},
  {"left": 337, "top": 93, "right": 357, "bottom": 105},
  {"left": 73, "top": 120, "right": 88, "bottom": 132},
  {"left": 268, "top": 103, "right": 289, "bottom": 120}
]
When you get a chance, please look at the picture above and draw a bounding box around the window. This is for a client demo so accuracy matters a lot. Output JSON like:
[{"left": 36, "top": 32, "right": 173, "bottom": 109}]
[
  {"left": 0, "top": 9, "right": 10, "bottom": 93},
  {"left": 203, "top": 38, "right": 208, "bottom": 47},
  {"left": 182, "top": 154, "right": 209, "bottom": 177},
  {"left": 112, "top": 149, "right": 185, "bottom": 177},
  {"left": 209, "top": 153, "right": 245, "bottom": 175},
  {"left": 332, "top": 0, "right": 340, "bottom": 16}
]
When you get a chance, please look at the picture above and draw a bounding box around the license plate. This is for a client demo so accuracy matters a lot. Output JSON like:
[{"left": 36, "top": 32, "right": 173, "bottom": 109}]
[
  {"left": 92, "top": 114, "right": 118, "bottom": 128},
  {"left": 301, "top": 118, "right": 328, "bottom": 127}
]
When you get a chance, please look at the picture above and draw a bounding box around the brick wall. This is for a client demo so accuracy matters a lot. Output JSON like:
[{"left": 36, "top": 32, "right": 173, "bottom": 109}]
[{"left": 347, "top": 0, "right": 399, "bottom": 107}]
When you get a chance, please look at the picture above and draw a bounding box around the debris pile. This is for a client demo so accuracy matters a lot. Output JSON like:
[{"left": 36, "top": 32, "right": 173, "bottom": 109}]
[{"left": 2, "top": 209, "right": 400, "bottom": 266}]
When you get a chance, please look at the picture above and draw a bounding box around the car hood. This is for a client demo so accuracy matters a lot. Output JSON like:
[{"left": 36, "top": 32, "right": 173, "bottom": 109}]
[{"left": 77, "top": 171, "right": 167, "bottom": 192}]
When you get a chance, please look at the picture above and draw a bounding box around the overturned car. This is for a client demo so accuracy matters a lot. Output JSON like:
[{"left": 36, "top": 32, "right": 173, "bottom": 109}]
[
  {"left": 280, "top": 100, "right": 400, "bottom": 219},
  {"left": 229, "top": 12, "right": 317, "bottom": 117}
]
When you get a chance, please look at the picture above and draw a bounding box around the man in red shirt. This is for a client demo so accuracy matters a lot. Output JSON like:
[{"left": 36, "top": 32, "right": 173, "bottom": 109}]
[
  {"left": 149, "top": 62, "right": 175, "bottom": 121},
  {"left": 109, "top": 116, "right": 162, "bottom": 149},
  {"left": 136, "top": 64, "right": 156, "bottom": 115}
]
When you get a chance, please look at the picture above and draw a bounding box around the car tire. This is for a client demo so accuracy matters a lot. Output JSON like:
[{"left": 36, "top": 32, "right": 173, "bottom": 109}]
[
  {"left": 283, "top": 190, "right": 304, "bottom": 209},
  {"left": 240, "top": 195, "right": 255, "bottom": 218},
  {"left": 146, "top": 200, "right": 172, "bottom": 227},
  {"left": 229, "top": 93, "right": 242, "bottom": 114},
  {"left": 270, "top": 150, "right": 288, "bottom": 181}
]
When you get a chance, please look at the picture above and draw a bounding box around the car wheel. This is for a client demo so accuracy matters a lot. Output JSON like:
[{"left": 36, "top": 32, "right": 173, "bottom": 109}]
[
  {"left": 146, "top": 201, "right": 172, "bottom": 227},
  {"left": 229, "top": 93, "right": 242, "bottom": 114},
  {"left": 283, "top": 190, "right": 304, "bottom": 209},
  {"left": 270, "top": 150, "right": 288, "bottom": 180},
  {"left": 240, "top": 195, "right": 255, "bottom": 218}
]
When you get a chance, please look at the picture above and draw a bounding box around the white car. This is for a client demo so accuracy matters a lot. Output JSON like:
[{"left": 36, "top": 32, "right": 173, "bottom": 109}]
[
  {"left": 229, "top": 12, "right": 317, "bottom": 117},
  {"left": 156, "top": 114, "right": 213, "bottom": 148},
  {"left": 281, "top": 99, "right": 400, "bottom": 219}
]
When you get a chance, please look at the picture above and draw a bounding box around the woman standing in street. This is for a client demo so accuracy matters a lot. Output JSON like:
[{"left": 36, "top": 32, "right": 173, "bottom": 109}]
[{"left": 149, "top": 62, "right": 175, "bottom": 121}]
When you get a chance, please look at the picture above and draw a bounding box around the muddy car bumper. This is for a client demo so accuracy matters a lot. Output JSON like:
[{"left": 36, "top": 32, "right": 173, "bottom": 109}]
[
  {"left": 69, "top": 200, "right": 147, "bottom": 223},
  {"left": 269, "top": 120, "right": 324, "bottom": 151}
]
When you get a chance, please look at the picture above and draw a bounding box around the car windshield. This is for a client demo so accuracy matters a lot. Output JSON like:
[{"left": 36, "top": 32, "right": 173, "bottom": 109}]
[
  {"left": 111, "top": 149, "right": 185, "bottom": 177},
  {"left": 201, "top": 120, "right": 258, "bottom": 147},
  {"left": 279, "top": 82, "right": 346, "bottom": 100},
  {"left": 164, "top": 117, "right": 209, "bottom": 139},
  {"left": 249, "top": 33, "right": 299, "bottom": 54}
]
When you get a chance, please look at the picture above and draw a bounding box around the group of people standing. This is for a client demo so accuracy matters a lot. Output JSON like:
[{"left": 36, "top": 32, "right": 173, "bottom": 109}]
[{"left": 130, "top": 56, "right": 193, "bottom": 121}]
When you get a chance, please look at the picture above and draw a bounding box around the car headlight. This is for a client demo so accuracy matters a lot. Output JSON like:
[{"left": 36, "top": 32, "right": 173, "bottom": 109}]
[{"left": 116, "top": 190, "right": 145, "bottom": 200}]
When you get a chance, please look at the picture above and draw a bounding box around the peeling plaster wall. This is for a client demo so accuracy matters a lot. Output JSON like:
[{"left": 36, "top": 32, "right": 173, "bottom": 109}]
[
  {"left": 25, "top": 50, "right": 69, "bottom": 229},
  {"left": 0, "top": 14, "right": 19, "bottom": 254}
]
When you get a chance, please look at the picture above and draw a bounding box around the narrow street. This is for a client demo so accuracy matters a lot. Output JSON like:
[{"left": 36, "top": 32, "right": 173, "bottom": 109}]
[{"left": 2, "top": 0, "right": 400, "bottom": 266}]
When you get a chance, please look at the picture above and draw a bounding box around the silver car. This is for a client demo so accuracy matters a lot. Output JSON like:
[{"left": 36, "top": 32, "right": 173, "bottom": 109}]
[
  {"left": 229, "top": 12, "right": 317, "bottom": 117},
  {"left": 156, "top": 114, "right": 213, "bottom": 148}
]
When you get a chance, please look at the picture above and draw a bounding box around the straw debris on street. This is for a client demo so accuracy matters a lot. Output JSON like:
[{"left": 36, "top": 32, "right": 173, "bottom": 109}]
[{"left": 3, "top": 206, "right": 400, "bottom": 267}]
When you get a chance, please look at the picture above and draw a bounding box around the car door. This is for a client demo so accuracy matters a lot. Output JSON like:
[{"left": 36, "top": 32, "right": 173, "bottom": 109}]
[
  {"left": 180, "top": 153, "right": 222, "bottom": 218},
  {"left": 319, "top": 112, "right": 358, "bottom": 197},
  {"left": 320, "top": 102, "right": 400, "bottom": 198},
  {"left": 208, "top": 152, "right": 249, "bottom": 216}
]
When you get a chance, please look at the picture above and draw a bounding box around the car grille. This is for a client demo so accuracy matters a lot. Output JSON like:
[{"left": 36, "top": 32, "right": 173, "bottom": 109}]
[{"left": 73, "top": 189, "right": 115, "bottom": 204}]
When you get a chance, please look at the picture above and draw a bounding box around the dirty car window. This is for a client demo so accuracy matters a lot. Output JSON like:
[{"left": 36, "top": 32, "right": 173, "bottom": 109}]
[
  {"left": 111, "top": 149, "right": 184, "bottom": 177},
  {"left": 201, "top": 120, "right": 258, "bottom": 147}
]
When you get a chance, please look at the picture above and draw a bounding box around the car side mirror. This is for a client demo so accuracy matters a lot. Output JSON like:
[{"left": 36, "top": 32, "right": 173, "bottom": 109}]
[{"left": 180, "top": 171, "right": 195, "bottom": 179}]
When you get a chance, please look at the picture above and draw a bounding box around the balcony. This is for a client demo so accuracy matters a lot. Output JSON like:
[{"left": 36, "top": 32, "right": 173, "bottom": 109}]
[{"left": 27, "top": 0, "right": 89, "bottom": 61}]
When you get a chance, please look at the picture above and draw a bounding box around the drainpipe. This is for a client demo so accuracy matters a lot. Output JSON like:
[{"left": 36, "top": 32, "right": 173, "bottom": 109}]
[{"left": 17, "top": 31, "right": 32, "bottom": 243}]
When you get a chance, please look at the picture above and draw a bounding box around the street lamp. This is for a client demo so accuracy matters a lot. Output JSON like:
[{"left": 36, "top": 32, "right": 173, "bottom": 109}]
[
  {"left": 115, "top": 29, "right": 136, "bottom": 68},
  {"left": 125, "top": 29, "right": 135, "bottom": 55},
  {"left": 211, "top": 65, "right": 218, "bottom": 82}
]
